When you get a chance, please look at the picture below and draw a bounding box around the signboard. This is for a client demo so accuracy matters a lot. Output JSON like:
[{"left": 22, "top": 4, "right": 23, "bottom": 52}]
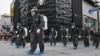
[{"left": 88, "top": 8, "right": 99, "bottom": 14}]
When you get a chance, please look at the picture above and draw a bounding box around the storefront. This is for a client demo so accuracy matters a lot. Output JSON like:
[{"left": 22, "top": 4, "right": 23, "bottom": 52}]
[
  {"left": 82, "top": 0, "right": 99, "bottom": 32},
  {"left": 83, "top": 15, "right": 96, "bottom": 31}
]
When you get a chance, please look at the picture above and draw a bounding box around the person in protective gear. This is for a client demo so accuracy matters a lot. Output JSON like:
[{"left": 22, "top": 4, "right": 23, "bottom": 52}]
[
  {"left": 83, "top": 28, "right": 90, "bottom": 47},
  {"left": 27, "top": 7, "right": 45, "bottom": 55},
  {"left": 71, "top": 23, "right": 79, "bottom": 49},
  {"left": 15, "top": 23, "right": 25, "bottom": 48},
  {"left": 60, "top": 26, "right": 68, "bottom": 47},
  {"left": 49, "top": 27, "right": 57, "bottom": 46},
  {"left": 95, "top": 32, "right": 99, "bottom": 49}
]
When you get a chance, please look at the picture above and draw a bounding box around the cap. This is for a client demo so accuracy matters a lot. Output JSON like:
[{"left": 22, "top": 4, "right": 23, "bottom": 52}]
[{"left": 31, "top": 7, "right": 38, "bottom": 12}]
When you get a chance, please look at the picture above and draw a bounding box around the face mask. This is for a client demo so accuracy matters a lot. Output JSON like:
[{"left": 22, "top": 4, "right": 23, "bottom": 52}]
[
  {"left": 15, "top": 31, "right": 18, "bottom": 33},
  {"left": 17, "top": 25, "right": 19, "bottom": 29},
  {"left": 51, "top": 28, "right": 54, "bottom": 31},
  {"left": 17, "top": 35, "right": 19, "bottom": 37},
  {"left": 31, "top": 12, "right": 35, "bottom": 16},
  {"left": 72, "top": 26, "right": 75, "bottom": 28},
  {"left": 38, "top": 0, "right": 44, "bottom": 5}
]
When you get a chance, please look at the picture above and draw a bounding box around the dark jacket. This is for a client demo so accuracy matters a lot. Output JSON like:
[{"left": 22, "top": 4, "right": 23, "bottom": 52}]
[
  {"left": 83, "top": 29, "right": 89, "bottom": 36},
  {"left": 71, "top": 27, "right": 79, "bottom": 35},
  {"left": 30, "top": 14, "right": 45, "bottom": 33},
  {"left": 95, "top": 32, "right": 99, "bottom": 40},
  {"left": 17, "top": 25, "right": 25, "bottom": 37},
  {"left": 50, "top": 30, "right": 56, "bottom": 37},
  {"left": 61, "top": 29, "right": 67, "bottom": 37}
]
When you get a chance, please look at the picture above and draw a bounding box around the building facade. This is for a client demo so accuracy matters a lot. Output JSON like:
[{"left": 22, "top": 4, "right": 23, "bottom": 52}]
[
  {"left": 1, "top": 14, "right": 11, "bottom": 32},
  {"left": 82, "top": 0, "right": 100, "bottom": 31}
]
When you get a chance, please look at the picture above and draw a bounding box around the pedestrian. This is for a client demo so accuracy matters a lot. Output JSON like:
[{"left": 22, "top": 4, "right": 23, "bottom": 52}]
[
  {"left": 91, "top": 31, "right": 96, "bottom": 46},
  {"left": 49, "top": 27, "right": 57, "bottom": 46},
  {"left": 95, "top": 32, "right": 99, "bottom": 49},
  {"left": 71, "top": 23, "right": 79, "bottom": 49},
  {"left": 83, "top": 27, "right": 90, "bottom": 47},
  {"left": 27, "top": 7, "right": 45, "bottom": 55},
  {"left": 60, "top": 26, "right": 68, "bottom": 47},
  {"left": 15, "top": 23, "right": 25, "bottom": 48}
]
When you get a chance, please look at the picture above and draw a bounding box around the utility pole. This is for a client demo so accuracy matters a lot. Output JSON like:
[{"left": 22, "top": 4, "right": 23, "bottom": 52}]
[{"left": 97, "top": 9, "right": 99, "bottom": 34}]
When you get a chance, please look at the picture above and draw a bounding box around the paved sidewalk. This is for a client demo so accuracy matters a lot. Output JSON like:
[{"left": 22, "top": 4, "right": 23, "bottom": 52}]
[{"left": 0, "top": 41, "right": 100, "bottom": 56}]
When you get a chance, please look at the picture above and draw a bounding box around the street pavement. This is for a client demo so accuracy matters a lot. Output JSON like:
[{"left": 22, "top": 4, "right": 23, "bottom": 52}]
[{"left": 0, "top": 41, "right": 100, "bottom": 56}]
